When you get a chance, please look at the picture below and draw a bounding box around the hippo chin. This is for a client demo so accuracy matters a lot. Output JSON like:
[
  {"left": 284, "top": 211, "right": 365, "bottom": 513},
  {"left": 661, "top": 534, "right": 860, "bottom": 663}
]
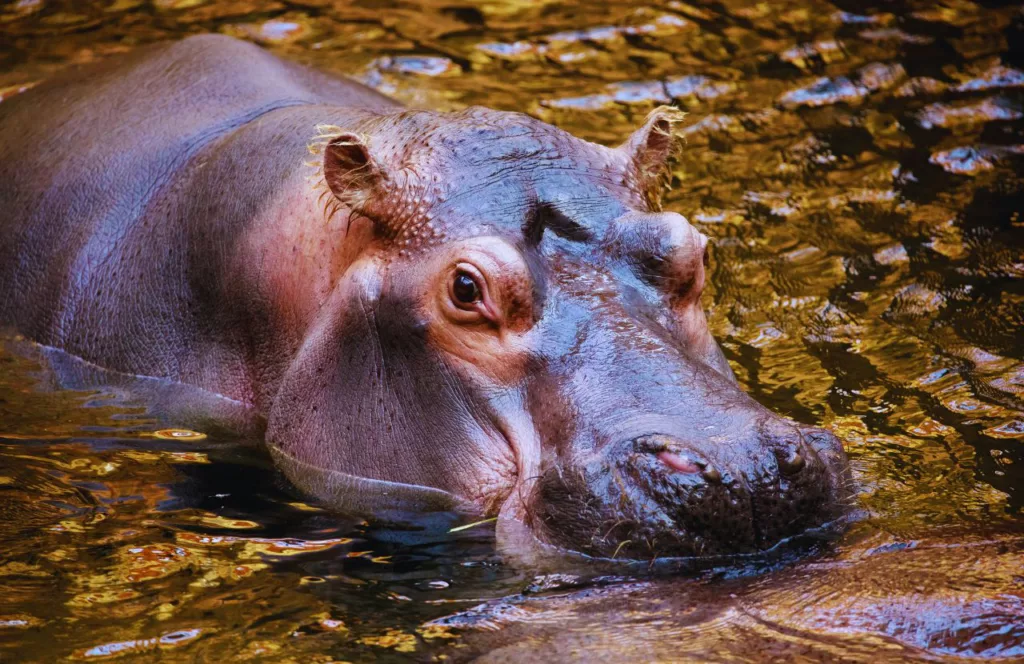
[{"left": 0, "top": 34, "right": 851, "bottom": 561}]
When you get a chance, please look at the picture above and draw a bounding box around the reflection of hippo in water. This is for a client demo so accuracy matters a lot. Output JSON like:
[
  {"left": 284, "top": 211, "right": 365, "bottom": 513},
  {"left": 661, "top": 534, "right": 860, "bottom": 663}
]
[
  {"left": 433, "top": 528, "right": 1024, "bottom": 660},
  {"left": 0, "top": 34, "right": 850, "bottom": 560}
]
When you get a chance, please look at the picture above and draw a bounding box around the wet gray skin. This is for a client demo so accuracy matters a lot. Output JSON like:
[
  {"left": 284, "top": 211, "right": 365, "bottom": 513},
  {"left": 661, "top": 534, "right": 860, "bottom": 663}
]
[{"left": 0, "top": 35, "right": 851, "bottom": 562}]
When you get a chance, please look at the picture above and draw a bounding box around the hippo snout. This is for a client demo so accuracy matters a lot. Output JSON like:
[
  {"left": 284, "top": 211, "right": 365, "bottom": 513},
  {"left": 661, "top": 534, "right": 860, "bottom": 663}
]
[{"left": 530, "top": 421, "right": 850, "bottom": 560}]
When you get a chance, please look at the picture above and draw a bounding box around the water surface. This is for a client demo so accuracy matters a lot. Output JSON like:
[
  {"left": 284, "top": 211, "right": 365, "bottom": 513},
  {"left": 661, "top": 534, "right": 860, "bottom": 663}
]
[{"left": 1, "top": 0, "right": 1022, "bottom": 661}]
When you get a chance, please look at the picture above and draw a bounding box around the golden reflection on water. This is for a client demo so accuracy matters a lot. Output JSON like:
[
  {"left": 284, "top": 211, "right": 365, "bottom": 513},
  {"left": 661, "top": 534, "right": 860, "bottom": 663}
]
[{"left": 1, "top": 0, "right": 1023, "bottom": 661}]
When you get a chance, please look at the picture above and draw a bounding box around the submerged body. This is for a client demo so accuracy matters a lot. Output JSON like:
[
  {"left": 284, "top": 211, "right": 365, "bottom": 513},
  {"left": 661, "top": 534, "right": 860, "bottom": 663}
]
[
  {"left": 0, "top": 35, "right": 849, "bottom": 559},
  {"left": 436, "top": 527, "right": 1024, "bottom": 661}
]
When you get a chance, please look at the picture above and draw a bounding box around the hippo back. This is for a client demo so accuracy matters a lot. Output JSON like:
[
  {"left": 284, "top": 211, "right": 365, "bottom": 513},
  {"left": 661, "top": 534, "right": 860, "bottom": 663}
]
[{"left": 0, "top": 34, "right": 398, "bottom": 358}]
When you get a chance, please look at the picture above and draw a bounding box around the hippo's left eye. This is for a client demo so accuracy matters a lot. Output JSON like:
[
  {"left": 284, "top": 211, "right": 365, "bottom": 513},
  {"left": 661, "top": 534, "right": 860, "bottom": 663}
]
[{"left": 451, "top": 269, "right": 483, "bottom": 307}]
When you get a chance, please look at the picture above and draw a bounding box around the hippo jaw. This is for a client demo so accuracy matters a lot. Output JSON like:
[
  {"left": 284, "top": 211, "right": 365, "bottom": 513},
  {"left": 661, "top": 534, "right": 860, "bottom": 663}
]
[{"left": 266, "top": 105, "right": 852, "bottom": 562}]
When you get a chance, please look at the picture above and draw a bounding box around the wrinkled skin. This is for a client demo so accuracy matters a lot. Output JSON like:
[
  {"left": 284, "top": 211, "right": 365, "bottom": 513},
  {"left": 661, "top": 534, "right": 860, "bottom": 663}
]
[{"left": 0, "top": 34, "right": 850, "bottom": 560}]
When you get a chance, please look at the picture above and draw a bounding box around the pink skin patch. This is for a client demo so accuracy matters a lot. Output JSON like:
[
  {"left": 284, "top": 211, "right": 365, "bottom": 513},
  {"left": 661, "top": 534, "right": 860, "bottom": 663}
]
[{"left": 657, "top": 451, "right": 702, "bottom": 474}]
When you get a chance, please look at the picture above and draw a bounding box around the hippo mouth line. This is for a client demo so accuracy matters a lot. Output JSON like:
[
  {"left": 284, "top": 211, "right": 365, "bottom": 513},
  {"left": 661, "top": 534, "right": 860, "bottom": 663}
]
[
  {"left": 500, "top": 504, "right": 857, "bottom": 573},
  {"left": 269, "top": 423, "right": 851, "bottom": 565},
  {"left": 632, "top": 433, "right": 726, "bottom": 483},
  {"left": 266, "top": 442, "right": 477, "bottom": 517}
]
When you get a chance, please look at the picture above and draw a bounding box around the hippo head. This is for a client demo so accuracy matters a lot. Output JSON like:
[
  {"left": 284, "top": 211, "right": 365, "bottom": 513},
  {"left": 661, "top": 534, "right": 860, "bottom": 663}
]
[{"left": 266, "top": 106, "right": 851, "bottom": 560}]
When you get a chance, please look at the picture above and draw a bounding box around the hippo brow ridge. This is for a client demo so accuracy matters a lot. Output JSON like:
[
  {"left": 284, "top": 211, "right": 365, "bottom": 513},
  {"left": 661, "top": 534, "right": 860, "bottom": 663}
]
[
  {"left": 524, "top": 203, "right": 594, "bottom": 245},
  {"left": 306, "top": 105, "right": 690, "bottom": 249}
]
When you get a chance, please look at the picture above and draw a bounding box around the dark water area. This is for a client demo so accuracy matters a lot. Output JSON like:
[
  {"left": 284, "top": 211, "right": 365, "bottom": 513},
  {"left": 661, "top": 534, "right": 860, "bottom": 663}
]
[{"left": 1, "top": 0, "right": 1023, "bottom": 661}]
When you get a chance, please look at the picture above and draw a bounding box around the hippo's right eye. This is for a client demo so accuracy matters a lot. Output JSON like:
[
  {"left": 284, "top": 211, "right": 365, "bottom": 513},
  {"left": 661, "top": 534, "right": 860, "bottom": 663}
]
[{"left": 438, "top": 245, "right": 531, "bottom": 331}]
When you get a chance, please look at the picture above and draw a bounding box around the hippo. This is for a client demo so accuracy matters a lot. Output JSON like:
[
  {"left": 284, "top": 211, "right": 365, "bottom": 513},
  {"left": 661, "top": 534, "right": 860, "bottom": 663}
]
[{"left": 0, "top": 34, "right": 850, "bottom": 560}]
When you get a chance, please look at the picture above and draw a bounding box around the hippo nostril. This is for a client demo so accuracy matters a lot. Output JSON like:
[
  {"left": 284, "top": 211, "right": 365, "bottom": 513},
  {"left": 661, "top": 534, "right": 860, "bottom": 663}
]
[
  {"left": 775, "top": 447, "right": 806, "bottom": 476},
  {"left": 636, "top": 435, "right": 724, "bottom": 483},
  {"left": 656, "top": 451, "right": 723, "bottom": 483},
  {"left": 657, "top": 451, "right": 701, "bottom": 474}
]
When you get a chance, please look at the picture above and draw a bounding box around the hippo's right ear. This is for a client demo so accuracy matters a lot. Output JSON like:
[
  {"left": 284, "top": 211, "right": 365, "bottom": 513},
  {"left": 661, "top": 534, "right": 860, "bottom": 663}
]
[
  {"left": 309, "top": 126, "right": 388, "bottom": 215},
  {"left": 321, "top": 131, "right": 384, "bottom": 204}
]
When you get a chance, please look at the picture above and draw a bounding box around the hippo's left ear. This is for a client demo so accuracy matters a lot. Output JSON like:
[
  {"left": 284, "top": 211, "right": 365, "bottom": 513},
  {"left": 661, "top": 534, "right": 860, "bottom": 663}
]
[{"left": 618, "top": 106, "right": 687, "bottom": 210}]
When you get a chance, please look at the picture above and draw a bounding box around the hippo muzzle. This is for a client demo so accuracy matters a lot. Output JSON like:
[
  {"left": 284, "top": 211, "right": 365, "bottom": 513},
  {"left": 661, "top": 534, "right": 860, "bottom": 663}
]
[{"left": 530, "top": 421, "right": 850, "bottom": 559}]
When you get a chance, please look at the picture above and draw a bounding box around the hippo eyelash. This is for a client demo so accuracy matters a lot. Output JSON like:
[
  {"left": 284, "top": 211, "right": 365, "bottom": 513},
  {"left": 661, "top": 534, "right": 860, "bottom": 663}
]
[{"left": 634, "top": 243, "right": 679, "bottom": 282}]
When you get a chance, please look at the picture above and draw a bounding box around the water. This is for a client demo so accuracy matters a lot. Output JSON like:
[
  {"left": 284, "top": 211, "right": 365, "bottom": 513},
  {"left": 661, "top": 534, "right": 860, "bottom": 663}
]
[{"left": 1, "top": 0, "right": 1022, "bottom": 661}]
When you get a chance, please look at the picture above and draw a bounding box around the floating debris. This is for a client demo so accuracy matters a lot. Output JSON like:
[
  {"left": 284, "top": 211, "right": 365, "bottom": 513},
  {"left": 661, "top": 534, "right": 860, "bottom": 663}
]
[
  {"left": 448, "top": 517, "right": 498, "bottom": 533},
  {"left": 152, "top": 429, "right": 207, "bottom": 441}
]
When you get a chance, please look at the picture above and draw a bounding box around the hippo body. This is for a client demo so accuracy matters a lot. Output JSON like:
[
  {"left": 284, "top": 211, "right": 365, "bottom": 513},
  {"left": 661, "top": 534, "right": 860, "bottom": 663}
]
[{"left": 0, "top": 35, "right": 849, "bottom": 560}]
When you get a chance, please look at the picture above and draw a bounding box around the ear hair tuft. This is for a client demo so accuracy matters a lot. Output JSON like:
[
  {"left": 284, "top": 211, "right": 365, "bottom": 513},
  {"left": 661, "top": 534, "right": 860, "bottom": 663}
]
[
  {"left": 307, "top": 124, "right": 382, "bottom": 228},
  {"left": 621, "top": 105, "right": 687, "bottom": 211}
]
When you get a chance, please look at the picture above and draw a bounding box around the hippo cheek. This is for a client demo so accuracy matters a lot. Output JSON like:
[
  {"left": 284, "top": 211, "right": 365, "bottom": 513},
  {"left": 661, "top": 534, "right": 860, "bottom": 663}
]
[{"left": 265, "top": 259, "right": 522, "bottom": 516}]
